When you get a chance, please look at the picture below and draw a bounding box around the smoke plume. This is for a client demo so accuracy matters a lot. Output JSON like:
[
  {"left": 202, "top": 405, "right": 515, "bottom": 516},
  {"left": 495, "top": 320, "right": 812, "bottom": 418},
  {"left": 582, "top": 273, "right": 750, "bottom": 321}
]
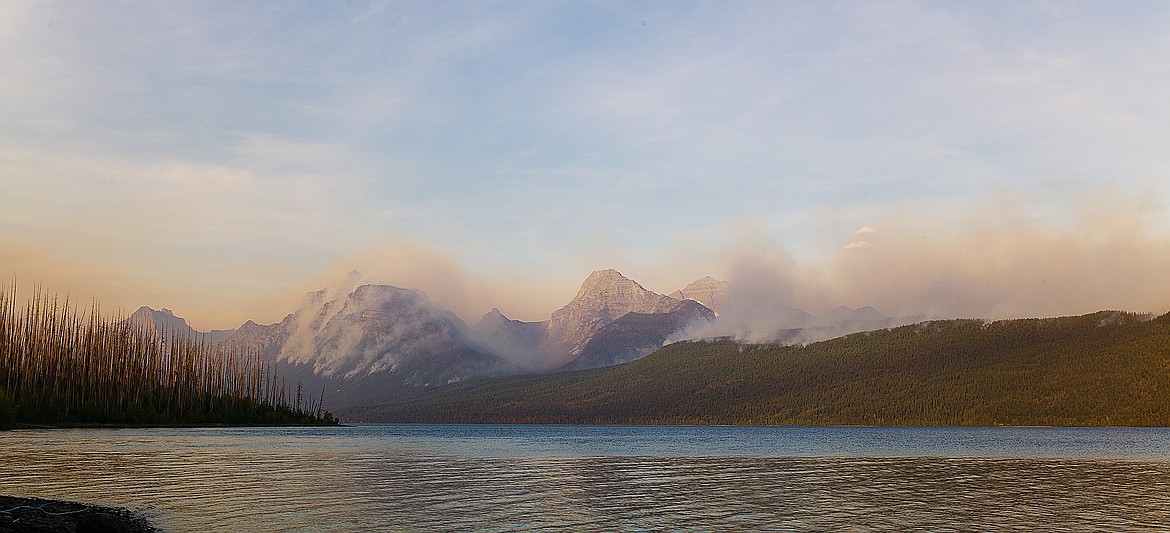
[{"left": 673, "top": 190, "right": 1170, "bottom": 343}]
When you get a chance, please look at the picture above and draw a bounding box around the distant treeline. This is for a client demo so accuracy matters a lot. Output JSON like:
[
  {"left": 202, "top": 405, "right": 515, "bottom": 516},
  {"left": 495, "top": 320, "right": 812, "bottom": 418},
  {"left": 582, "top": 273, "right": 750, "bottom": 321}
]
[
  {"left": 0, "top": 283, "right": 337, "bottom": 428},
  {"left": 356, "top": 310, "right": 1170, "bottom": 427}
]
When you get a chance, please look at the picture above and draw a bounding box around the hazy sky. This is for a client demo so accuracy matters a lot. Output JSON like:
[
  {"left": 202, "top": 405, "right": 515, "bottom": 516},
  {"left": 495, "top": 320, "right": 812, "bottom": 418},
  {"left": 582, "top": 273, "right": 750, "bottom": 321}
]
[{"left": 4, "top": 1, "right": 1170, "bottom": 329}]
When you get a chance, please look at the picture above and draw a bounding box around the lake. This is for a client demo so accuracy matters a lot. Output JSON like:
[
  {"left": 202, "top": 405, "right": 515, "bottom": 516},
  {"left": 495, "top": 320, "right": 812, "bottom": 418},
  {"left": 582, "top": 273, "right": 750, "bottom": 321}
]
[{"left": 4, "top": 425, "right": 1170, "bottom": 531}]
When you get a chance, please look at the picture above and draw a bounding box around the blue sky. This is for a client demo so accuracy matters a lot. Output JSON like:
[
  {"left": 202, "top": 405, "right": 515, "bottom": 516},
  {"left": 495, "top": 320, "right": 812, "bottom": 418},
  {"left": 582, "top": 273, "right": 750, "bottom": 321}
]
[{"left": 3, "top": 1, "right": 1170, "bottom": 328}]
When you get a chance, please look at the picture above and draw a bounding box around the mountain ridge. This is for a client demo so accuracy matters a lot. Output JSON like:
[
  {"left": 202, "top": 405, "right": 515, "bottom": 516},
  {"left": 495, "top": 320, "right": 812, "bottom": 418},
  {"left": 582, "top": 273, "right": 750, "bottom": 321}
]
[
  {"left": 220, "top": 282, "right": 517, "bottom": 410},
  {"left": 134, "top": 269, "right": 914, "bottom": 412},
  {"left": 546, "top": 269, "right": 682, "bottom": 357},
  {"left": 127, "top": 306, "right": 237, "bottom": 345},
  {"left": 670, "top": 276, "right": 730, "bottom": 314}
]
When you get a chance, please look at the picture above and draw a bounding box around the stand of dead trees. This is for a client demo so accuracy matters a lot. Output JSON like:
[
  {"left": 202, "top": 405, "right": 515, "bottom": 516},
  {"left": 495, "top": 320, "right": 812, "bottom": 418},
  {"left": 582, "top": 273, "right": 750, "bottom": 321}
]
[{"left": 0, "top": 281, "right": 337, "bottom": 427}]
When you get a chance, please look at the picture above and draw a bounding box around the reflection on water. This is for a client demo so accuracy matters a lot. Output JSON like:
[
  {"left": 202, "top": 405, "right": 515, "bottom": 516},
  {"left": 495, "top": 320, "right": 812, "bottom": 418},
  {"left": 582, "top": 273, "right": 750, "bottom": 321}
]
[{"left": 3, "top": 425, "right": 1170, "bottom": 531}]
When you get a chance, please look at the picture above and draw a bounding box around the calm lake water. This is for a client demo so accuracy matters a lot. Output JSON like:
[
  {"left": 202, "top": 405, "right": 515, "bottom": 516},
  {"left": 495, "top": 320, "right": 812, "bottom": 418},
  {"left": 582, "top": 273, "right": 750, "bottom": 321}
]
[{"left": 4, "top": 425, "right": 1170, "bottom": 531}]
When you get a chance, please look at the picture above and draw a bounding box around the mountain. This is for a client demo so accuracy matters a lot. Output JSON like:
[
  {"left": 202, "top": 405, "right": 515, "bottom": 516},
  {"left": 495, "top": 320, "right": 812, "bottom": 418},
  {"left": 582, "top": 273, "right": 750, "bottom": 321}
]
[
  {"left": 546, "top": 269, "right": 680, "bottom": 357},
  {"left": 135, "top": 269, "right": 906, "bottom": 412},
  {"left": 472, "top": 308, "right": 557, "bottom": 371},
  {"left": 817, "top": 305, "right": 888, "bottom": 326},
  {"left": 217, "top": 268, "right": 719, "bottom": 406},
  {"left": 352, "top": 310, "right": 1170, "bottom": 426},
  {"left": 290, "top": 284, "right": 511, "bottom": 382},
  {"left": 794, "top": 305, "right": 897, "bottom": 341},
  {"left": 473, "top": 270, "right": 718, "bottom": 371},
  {"left": 560, "top": 299, "right": 715, "bottom": 370},
  {"left": 223, "top": 282, "right": 516, "bottom": 410},
  {"left": 670, "top": 276, "right": 730, "bottom": 314},
  {"left": 127, "top": 306, "right": 236, "bottom": 345}
]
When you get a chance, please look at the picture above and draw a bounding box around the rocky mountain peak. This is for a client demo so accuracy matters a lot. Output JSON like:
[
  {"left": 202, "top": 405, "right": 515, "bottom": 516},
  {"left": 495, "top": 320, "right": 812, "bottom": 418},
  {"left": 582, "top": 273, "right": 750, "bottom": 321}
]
[
  {"left": 560, "top": 298, "right": 716, "bottom": 370},
  {"left": 482, "top": 307, "right": 507, "bottom": 320},
  {"left": 576, "top": 269, "right": 636, "bottom": 297},
  {"left": 270, "top": 282, "right": 516, "bottom": 384},
  {"left": 581, "top": 267, "right": 623, "bottom": 282},
  {"left": 547, "top": 269, "right": 678, "bottom": 354},
  {"left": 572, "top": 269, "right": 663, "bottom": 302},
  {"left": 476, "top": 308, "right": 512, "bottom": 329},
  {"left": 670, "top": 276, "right": 730, "bottom": 313}
]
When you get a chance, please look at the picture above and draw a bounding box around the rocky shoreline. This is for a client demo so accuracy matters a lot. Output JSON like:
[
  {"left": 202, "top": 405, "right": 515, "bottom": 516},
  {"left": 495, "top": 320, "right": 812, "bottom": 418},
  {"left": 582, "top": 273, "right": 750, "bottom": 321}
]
[{"left": 0, "top": 496, "right": 157, "bottom": 533}]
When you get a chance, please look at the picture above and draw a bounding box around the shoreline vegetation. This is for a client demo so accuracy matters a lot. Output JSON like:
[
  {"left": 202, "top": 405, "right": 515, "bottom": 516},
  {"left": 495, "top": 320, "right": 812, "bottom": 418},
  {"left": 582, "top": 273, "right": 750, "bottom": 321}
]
[
  {"left": 0, "top": 282, "right": 337, "bottom": 429},
  {"left": 0, "top": 495, "right": 156, "bottom": 533}
]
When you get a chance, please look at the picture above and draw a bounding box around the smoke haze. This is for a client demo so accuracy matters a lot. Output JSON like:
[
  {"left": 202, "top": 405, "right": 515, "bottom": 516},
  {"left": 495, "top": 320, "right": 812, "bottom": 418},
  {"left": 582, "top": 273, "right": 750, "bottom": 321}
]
[
  {"left": 319, "top": 238, "right": 581, "bottom": 325},
  {"left": 828, "top": 193, "right": 1170, "bottom": 320},
  {"left": 6, "top": 191, "right": 1170, "bottom": 341},
  {"left": 674, "top": 190, "right": 1170, "bottom": 343}
]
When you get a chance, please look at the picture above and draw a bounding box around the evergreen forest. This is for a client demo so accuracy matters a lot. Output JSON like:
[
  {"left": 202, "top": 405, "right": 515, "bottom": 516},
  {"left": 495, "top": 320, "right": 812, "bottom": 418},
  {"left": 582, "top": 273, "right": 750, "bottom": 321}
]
[{"left": 356, "top": 310, "right": 1170, "bottom": 426}]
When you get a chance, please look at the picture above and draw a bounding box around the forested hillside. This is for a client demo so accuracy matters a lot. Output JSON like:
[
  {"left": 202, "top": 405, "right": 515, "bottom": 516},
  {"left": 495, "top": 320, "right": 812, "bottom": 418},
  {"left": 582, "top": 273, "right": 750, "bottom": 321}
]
[{"left": 353, "top": 311, "right": 1170, "bottom": 426}]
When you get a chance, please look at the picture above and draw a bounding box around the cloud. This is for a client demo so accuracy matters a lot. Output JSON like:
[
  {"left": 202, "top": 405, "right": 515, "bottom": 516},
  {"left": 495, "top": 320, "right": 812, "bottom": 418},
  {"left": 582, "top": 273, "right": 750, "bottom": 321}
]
[
  {"left": 855, "top": 227, "right": 877, "bottom": 235},
  {"left": 843, "top": 241, "right": 872, "bottom": 250}
]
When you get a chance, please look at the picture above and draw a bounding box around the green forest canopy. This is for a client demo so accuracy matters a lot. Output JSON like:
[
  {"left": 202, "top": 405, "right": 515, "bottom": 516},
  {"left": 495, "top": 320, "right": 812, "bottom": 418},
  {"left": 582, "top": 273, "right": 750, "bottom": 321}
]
[{"left": 355, "top": 311, "right": 1170, "bottom": 427}]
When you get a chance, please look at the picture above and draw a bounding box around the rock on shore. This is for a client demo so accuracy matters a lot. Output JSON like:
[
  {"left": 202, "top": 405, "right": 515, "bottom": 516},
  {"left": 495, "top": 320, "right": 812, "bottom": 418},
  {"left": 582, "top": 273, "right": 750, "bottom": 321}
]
[{"left": 0, "top": 496, "right": 157, "bottom": 533}]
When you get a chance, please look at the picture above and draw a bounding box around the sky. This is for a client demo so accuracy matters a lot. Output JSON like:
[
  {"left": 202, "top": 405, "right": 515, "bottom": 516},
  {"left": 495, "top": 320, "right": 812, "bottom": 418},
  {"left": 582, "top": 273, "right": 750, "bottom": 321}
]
[{"left": 3, "top": 1, "right": 1170, "bottom": 330}]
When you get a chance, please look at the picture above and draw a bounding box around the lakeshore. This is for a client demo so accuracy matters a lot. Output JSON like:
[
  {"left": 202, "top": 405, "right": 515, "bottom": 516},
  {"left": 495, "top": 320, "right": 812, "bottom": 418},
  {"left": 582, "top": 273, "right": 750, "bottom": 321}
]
[{"left": 0, "top": 496, "right": 156, "bottom": 533}]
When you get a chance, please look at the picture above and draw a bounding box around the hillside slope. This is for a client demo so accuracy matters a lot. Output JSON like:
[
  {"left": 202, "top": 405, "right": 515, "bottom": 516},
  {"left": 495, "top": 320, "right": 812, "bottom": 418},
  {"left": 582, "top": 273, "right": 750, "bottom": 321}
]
[{"left": 351, "top": 311, "right": 1170, "bottom": 426}]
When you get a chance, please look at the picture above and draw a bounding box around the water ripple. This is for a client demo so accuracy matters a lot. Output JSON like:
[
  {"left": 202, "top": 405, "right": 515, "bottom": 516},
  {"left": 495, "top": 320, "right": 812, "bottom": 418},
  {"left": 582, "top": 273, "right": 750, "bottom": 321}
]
[{"left": 4, "top": 426, "right": 1170, "bottom": 531}]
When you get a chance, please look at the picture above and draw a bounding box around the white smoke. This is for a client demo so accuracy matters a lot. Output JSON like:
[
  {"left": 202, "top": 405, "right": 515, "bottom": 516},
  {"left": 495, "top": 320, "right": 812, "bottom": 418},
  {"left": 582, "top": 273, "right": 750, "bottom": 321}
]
[{"left": 671, "top": 190, "right": 1170, "bottom": 343}]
